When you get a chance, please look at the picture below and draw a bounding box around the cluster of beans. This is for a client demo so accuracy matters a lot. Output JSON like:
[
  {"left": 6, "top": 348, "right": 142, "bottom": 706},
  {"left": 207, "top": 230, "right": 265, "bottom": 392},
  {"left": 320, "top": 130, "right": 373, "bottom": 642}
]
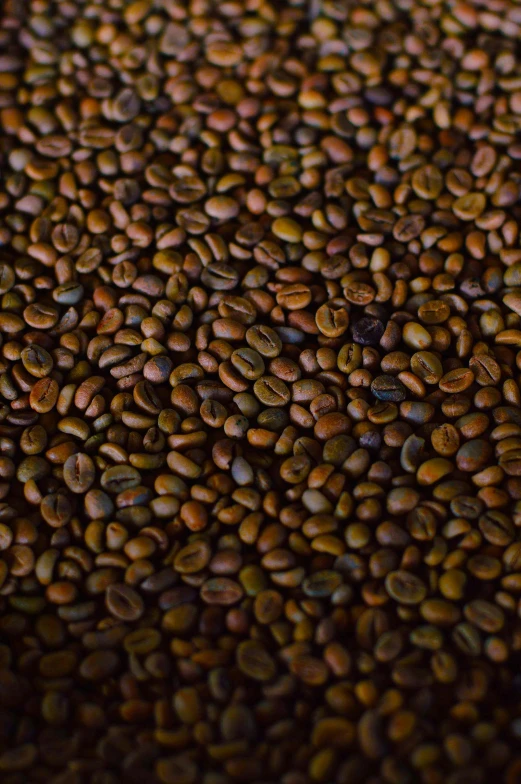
[{"left": 2, "top": 0, "right": 521, "bottom": 782}]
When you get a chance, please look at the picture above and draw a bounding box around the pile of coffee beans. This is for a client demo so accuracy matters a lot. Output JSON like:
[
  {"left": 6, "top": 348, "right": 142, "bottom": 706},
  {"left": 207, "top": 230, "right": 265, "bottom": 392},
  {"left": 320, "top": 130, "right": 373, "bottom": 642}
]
[{"left": 2, "top": 0, "right": 521, "bottom": 781}]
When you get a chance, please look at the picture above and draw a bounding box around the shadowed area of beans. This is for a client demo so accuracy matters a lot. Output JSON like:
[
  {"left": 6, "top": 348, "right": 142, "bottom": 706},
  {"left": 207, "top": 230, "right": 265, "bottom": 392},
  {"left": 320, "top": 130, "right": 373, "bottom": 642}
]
[{"left": 1, "top": 0, "right": 521, "bottom": 782}]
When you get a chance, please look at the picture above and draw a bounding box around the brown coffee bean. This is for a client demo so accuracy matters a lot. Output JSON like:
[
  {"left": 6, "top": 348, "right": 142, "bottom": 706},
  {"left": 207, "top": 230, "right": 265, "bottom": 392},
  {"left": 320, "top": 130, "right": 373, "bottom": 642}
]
[
  {"left": 63, "top": 453, "right": 95, "bottom": 494},
  {"left": 386, "top": 570, "right": 427, "bottom": 604},
  {"left": 246, "top": 325, "right": 282, "bottom": 357},
  {"left": 431, "top": 424, "right": 460, "bottom": 456},
  {"left": 439, "top": 368, "right": 475, "bottom": 393},
  {"left": 174, "top": 540, "right": 212, "bottom": 574},
  {"left": 200, "top": 578, "right": 243, "bottom": 605},
  {"left": 79, "top": 651, "right": 120, "bottom": 681},
  {"left": 253, "top": 376, "right": 290, "bottom": 406},
  {"left": 236, "top": 640, "right": 276, "bottom": 681},
  {"left": 21, "top": 345, "right": 53, "bottom": 377},
  {"left": 316, "top": 303, "right": 349, "bottom": 338},
  {"left": 106, "top": 583, "right": 144, "bottom": 621},
  {"left": 276, "top": 283, "right": 312, "bottom": 310}
]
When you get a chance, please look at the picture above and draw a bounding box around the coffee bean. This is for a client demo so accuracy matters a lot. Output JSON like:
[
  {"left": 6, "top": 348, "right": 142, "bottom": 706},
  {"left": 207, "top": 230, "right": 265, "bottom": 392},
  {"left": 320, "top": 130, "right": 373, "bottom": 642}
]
[
  {"left": 352, "top": 317, "right": 385, "bottom": 346},
  {"left": 63, "top": 453, "right": 95, "bottom": 494},
  {"left": 316, "top": 303, "right": 350, "bottom": 338},
  {"left": 174, "top": 540, "right": 211, "bottom": 574},
  {"left": 200, "top": 578, "right": 243, "bottom": 605},
  {"left": 106, "top": 583, "right": 144, "bottom": 621},
  {"left": 237, "top": 640, "right": 276, "bottom": 681},
  {"left": 386, "top": 570, "right": 427, "bottom": 605},
  {"left": 371, "top": 375, "right": 407, "bottom": 402},
  {"left": 253, "top": 376, "right": 291, "bottom": 406}
]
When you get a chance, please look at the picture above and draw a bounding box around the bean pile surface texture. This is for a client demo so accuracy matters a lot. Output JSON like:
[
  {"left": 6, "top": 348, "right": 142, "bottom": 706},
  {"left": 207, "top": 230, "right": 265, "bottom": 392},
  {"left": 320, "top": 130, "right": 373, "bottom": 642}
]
[{"left": 2, "top": 0, "right": 521, "bottom": 782}]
